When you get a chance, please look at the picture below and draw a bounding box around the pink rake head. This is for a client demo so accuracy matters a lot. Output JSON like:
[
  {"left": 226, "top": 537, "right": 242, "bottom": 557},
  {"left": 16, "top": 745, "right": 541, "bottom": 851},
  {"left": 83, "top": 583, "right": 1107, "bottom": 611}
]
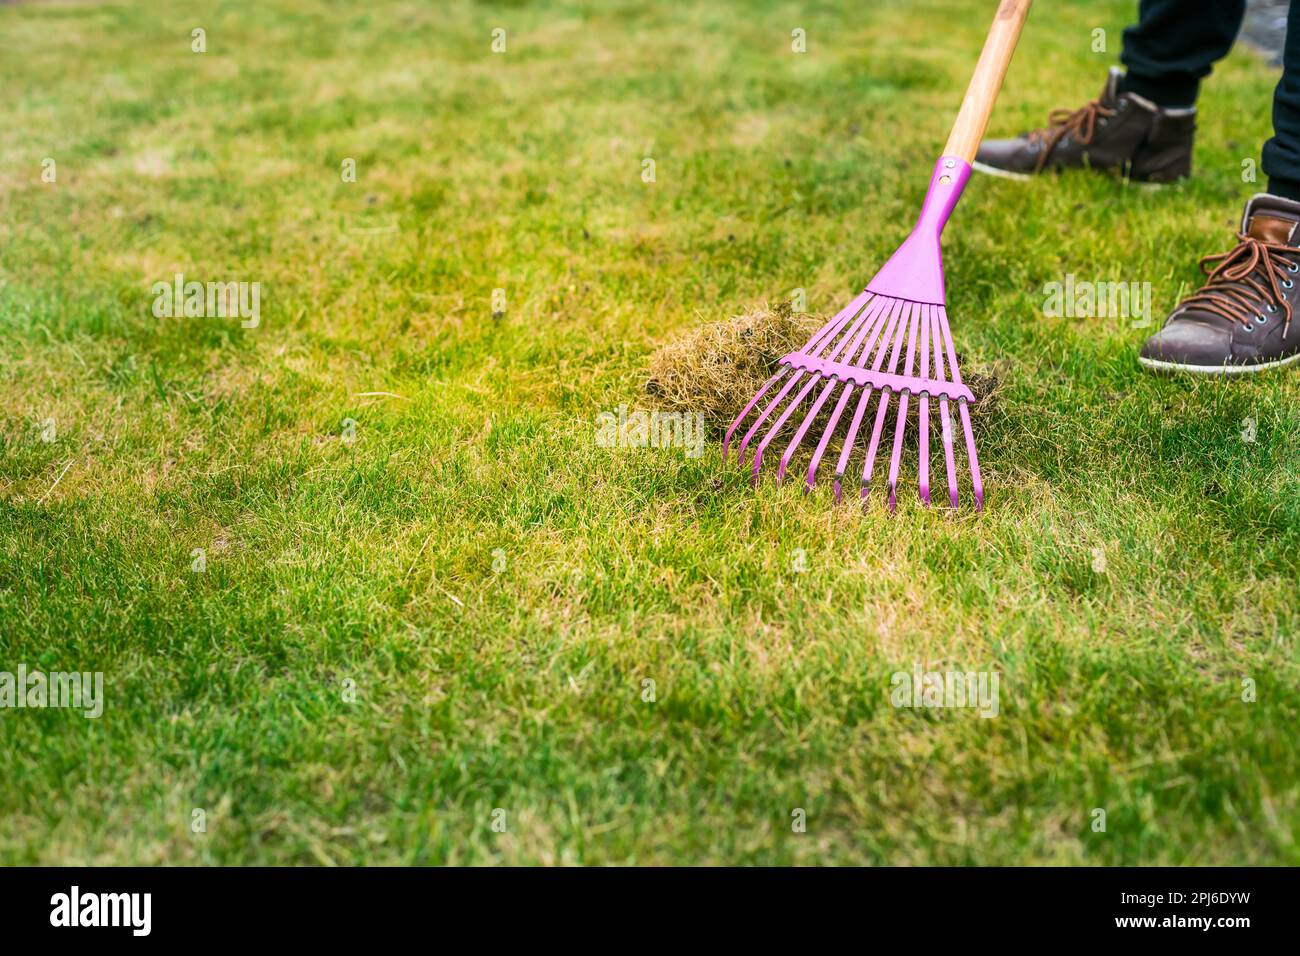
[{"left": 724, "top": 157, "right": 984, "bottom": 511}]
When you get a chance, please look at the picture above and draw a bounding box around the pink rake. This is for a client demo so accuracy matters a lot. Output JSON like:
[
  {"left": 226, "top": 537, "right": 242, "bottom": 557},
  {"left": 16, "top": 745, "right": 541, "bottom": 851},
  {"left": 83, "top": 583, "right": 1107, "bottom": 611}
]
[{"left": 725, "top": 0, "right": 1032, "bottom": 511}]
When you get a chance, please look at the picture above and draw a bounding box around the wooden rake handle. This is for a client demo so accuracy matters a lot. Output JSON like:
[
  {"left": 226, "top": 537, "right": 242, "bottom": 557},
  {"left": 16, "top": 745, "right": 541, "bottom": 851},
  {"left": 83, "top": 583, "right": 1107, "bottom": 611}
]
[{"left": 942, "top": 0, "right": 1034, "bottom": 163}]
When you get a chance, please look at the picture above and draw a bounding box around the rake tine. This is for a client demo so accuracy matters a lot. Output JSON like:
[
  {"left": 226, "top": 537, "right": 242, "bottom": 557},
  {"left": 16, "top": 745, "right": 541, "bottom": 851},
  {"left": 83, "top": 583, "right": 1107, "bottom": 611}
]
[
  {"left": 959, "top": 402, "right": 983, "bottom": 509},
  {"left": 834, "top": 388, "right": 873, "bottom": 503},
  {"left": 802, "top": 290, "right": 873, "bottom": 357},
  {"left": 807, "top": 384, "right": 856, "bottom": 492},
  {"left": 778, "top": 377, "right": 838, "bottom": 482},
  {"left": 929, "top": 307, "right": 959, "bottom": 508},
  {"left": 938, "top": 305, "right": 985, "bottom": 510},
  {"left": 751, "top": 372, "right": 824, "bottom": 478},
  {"left": 917, "top": 303, "right": 932, "bottom": 505},
  {"left": 939, "top": 402, "right": 958, "bottom": 507},
  {"left": 759, "top": 291, "right": 883, "bottom": 481},
  {"left": 724, "top": 292, "right": 875, "bottom": 459},
  {"left": 757, "top": 300, "right": 883, "bottom": 472},
  {"left": 822, "top": 292, "right": 885, "bottom": 366},
  {"left": 805, "top": 296, "right": 894, "bottom": 490},
  {"left": 861, "top": 300, "right": 912, "bottom": 501},
  {"left": 735, "top": 369, "right": 804, "bottom": 464},
  {"left": 784, "top": 295, "right": 892, "bottom": 482},
  {"left": 832, "top": 297, "right": 905, "bottom": 501},
  {"left": 885, "top": 302, "right": 923, "bottom": 511},
  {"left": 724, "top": 367, "right": 784, "bottom": 457}
]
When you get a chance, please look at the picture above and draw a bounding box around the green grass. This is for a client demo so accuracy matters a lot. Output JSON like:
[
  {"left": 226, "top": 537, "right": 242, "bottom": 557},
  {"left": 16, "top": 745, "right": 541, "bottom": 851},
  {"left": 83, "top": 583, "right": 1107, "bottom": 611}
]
[{"left": 1, "top": 0, "right": 1297, "bottom": 865}]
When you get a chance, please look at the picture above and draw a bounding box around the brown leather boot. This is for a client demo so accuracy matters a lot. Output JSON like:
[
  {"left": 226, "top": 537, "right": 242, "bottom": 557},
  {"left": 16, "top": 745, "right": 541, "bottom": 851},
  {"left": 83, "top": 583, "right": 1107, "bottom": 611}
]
[
  {"left": 974, "top": 68, "right": 1195, "bottom": 183},
  {"left": 1139, "top": 194, "right": 1300, "bottom": 374}
]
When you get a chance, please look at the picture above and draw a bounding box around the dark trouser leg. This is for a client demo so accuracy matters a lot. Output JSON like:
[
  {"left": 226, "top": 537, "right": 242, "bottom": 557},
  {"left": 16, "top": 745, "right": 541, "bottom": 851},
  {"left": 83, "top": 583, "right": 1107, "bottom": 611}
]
[
  {"left": 1263, "top": 3, "right": 1300, "bottom": 201},
  {"left": 1119, "top": 0, "right": 1246, "bottom": 107}
]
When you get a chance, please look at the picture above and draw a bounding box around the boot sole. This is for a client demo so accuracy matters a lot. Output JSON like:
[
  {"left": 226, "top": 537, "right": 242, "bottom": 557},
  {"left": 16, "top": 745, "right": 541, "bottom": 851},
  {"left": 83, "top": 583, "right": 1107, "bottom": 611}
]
[
  {"left": 1137, "top": 352, "right": 1300, "bottom": 375},
  {"left": 971, "top": 160, "right": 1177, "bottom": 189}
]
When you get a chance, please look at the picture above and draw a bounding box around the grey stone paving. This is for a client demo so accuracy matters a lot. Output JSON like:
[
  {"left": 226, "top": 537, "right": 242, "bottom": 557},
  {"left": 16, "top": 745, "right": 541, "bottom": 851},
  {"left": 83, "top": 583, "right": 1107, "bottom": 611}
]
[{"left": 1244, "top": 0, "right": 1288, "bottom": 65}]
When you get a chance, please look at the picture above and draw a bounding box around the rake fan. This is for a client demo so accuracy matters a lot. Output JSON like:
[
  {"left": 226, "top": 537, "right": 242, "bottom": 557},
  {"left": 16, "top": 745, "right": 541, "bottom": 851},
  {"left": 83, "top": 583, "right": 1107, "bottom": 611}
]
[{"left": 726, "top": 0, "right": 1032, "bottom": 511}]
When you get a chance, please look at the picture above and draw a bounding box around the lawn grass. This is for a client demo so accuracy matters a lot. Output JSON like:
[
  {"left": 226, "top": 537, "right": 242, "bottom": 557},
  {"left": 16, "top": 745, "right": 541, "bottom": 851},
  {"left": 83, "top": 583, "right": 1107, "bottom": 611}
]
[{"left": 0, "top": 0, "right": 1297, "bottom": 865}]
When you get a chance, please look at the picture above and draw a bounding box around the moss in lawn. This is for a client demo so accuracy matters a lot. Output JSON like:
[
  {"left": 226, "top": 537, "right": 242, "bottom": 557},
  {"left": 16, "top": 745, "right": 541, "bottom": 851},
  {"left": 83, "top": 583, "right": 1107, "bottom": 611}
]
[
  {"left": 644, "top": 300, "right": 821, "bottom": 427},
  {"left": 645, "top": 300, "right": 1005, "bottom": 438}
]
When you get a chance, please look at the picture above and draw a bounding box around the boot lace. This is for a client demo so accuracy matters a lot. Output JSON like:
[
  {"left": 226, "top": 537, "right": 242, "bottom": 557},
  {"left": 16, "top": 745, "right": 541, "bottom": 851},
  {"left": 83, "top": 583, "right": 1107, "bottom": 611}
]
[
  {"left": 1028, "top": 100, "right": 1116, "bottom": 172},
  {"left": 1173, "top": 233, "right": 1299, "bottom": 330}
]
